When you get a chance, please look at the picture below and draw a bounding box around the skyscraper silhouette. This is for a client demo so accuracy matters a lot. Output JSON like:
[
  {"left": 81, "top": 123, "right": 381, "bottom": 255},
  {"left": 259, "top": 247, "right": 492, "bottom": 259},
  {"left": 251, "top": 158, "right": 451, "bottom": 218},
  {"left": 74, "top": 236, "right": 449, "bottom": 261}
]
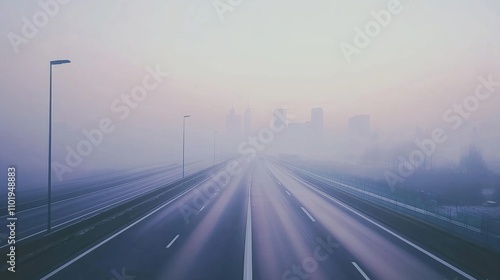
[
  {"left": 243, "top": 105, "right": 252, "bottom": 137},
  {"left": 272, "top": 108, "right": 287, "bottom": 131},
  {"left": 310, "top": 107, "right": 323, "bottom": 136},
  {"left": 226, "top": 107, "right": 241, "bottom": 138},
  {"left": 348, "top": 115, "right": 370, "bottom": 139}
]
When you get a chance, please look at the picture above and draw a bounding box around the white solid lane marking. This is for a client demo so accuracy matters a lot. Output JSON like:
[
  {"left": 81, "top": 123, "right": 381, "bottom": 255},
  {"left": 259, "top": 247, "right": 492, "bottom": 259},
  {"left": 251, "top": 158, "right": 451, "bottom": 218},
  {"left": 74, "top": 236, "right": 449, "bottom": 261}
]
[
  {"left": 2, "top": 174, "right": 187, "bottom": 249},
  {"left": 39, "top": 173, "right": 217, "bottom": 280},
  {"left": 301, "top": 207, "right": 316, "bottom": 222},
  {"left": 166, "top": 234, "right": 180, "bottom": 248},
  {"left": 321, "top": 189, "right": 476, "bottom": 280},
  {"left": 273, "top": 164, "right": 477, "bottom": 280},
  {"left": 352, "top": 262, "right": 370, "bottom": 280},
  {"left": 243, "top": 180, "right": 253, "bottom": 280},
  {"left": 285, "top": 190, "right": 292, "bottom": 196}
]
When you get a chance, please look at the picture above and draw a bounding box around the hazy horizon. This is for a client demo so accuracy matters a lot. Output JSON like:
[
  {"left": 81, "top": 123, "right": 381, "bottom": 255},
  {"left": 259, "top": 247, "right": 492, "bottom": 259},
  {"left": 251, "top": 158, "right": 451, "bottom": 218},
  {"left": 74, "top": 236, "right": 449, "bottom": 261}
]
[{"left": 2, "top": 0, "right": 500, "bottom": 189}]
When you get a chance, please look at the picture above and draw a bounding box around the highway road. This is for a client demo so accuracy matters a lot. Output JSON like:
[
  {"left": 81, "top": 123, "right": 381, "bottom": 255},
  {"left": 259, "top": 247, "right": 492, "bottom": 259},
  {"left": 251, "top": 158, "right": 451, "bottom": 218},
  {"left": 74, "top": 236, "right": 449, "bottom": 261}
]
[
  {"left": 38, "top": 159, "right": 476, "bottom": 280},
  {"left": 0, "top": 160, "right": 210, "bottom": 243}
]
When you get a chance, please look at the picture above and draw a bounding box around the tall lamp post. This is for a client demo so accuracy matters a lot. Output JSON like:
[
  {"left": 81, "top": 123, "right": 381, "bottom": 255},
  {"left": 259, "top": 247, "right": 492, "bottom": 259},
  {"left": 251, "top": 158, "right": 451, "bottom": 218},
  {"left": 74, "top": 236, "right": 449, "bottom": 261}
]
[
  {"left": 48, "top": 59, "right": 71, "bottom": 232},
  {"left": 213, "top": 131, "right": 217, "bottom": 166},
  {"left": 182, "top": 115, "right": 190, "bottom": 178}
]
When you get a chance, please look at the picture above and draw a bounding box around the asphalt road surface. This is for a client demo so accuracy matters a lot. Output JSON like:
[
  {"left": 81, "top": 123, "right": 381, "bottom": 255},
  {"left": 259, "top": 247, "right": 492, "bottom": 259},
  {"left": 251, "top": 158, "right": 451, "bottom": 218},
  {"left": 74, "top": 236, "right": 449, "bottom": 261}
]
[
  {"left": 0, "top": 160, "right": 208, "bottom": 243},
  {"left": 38, "top": 159, "right": 476, "bottom": 280}
]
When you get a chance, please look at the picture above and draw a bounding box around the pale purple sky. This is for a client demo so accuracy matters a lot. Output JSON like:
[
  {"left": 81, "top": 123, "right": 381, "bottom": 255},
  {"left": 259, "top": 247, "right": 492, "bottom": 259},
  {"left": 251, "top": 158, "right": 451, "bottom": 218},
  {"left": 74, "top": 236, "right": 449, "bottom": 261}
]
[{"left": 1, "top": 0, "right": 500, "bottom": 187}]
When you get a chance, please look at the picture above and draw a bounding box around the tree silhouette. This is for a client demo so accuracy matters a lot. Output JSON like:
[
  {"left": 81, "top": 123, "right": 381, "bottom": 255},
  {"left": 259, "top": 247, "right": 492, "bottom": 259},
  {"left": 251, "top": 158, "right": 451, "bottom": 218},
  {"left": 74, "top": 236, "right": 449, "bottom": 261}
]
[{"left": 459, "top": 144, "right": 489, "bottom": 175}]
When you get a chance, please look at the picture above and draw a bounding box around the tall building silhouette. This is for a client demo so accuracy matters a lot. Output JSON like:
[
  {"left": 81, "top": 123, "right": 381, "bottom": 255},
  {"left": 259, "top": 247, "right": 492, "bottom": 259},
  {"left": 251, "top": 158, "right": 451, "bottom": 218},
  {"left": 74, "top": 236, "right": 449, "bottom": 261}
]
[
  {"left": 310, "top": 107, "right": 323, "bottom": 135},
  {"left": 243, "top": 106, "right": 252, "bottom": 137},
  {"left": 226, "top": 107, "right": 241, "bottom": 138},
  {"left": 348, "top": 115, "right": 370, "bottom": 139},
  {"left": 272, "top": 108, "right": 287, "bottom": 131},
  {"left": 278, "top": 107, "right": 325, "bottom": 155}
]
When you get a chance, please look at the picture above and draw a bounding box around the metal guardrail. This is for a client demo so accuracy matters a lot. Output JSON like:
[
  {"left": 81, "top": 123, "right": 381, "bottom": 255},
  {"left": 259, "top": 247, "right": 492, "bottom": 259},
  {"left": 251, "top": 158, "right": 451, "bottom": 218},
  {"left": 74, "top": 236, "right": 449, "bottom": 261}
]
[{"left": 277, "top": 159, "right": 500, "bottom": 254}]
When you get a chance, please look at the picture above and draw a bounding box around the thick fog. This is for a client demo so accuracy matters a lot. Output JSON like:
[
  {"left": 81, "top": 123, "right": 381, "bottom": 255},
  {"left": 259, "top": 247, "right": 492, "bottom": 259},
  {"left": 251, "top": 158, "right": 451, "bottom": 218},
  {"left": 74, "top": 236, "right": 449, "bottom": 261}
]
[{"left": 1, "top": 0, "right": 500, "bottom": 196}]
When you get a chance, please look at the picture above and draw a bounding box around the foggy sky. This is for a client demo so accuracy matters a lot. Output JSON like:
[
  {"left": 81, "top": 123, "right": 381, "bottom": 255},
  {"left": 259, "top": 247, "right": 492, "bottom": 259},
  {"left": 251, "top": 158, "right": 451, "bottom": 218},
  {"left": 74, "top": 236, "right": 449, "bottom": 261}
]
[{"left": 1, "top": 0, "right": 500, "bottom": 189}]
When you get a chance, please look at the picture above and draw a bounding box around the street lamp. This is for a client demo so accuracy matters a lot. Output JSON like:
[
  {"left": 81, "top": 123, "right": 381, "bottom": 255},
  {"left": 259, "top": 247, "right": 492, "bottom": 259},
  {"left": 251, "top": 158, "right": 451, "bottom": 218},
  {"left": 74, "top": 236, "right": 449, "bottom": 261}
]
[
  {"left": 213, "top": 131, "right": 218, "bottom": 166},
  {"left": 182, "top": 115, "right": 190, "bottom": 178},
  {"left": 48, "top": 59, "right": 71, "bottom": 232}
]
